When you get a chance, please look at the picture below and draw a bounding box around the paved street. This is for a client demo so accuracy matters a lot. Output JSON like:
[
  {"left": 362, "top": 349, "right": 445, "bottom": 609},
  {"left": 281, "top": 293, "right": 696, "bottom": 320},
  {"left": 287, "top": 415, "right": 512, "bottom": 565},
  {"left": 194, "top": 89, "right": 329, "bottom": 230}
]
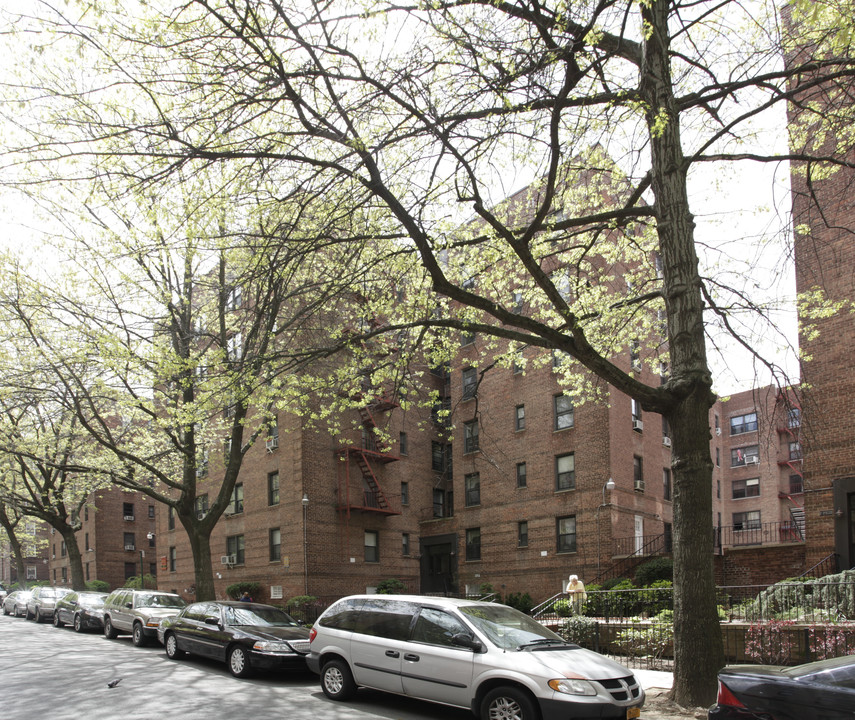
[{"left": 1, "top": 613, "right": 696, "bottom": 720}]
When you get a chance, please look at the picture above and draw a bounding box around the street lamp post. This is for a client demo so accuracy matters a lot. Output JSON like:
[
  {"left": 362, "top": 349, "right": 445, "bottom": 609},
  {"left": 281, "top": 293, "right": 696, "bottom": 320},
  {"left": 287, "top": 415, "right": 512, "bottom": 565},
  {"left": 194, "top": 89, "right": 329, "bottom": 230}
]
[
  {"left": 301, "top": 494, "right": 309, "bottom": 595},
  {"left": 595, "top": 478, "right": 616, "bottom": 577}
]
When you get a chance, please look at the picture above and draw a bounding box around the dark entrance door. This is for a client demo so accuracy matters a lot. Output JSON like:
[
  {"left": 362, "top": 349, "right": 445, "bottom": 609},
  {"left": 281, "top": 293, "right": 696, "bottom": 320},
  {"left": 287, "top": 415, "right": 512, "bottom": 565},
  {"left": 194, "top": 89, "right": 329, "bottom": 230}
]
[{"left": 420, "top": 535, "right": 457, "bottom": 594}]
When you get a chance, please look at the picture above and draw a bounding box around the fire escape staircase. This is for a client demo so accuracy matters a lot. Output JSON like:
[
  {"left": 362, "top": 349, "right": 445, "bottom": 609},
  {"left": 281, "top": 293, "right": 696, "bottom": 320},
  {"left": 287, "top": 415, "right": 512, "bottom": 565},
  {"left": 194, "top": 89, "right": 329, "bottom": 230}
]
[
  {"left": 337, "top": 398, "right": 400, "bottom": 516},
  {"left": 776, "top": 391, "right": 805, "bottom": 542}
]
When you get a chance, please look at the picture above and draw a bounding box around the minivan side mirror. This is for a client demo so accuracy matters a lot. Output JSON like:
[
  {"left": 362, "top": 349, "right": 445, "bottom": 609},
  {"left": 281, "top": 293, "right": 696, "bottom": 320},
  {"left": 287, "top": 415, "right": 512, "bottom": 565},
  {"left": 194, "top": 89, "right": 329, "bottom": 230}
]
[{"left": 451, "top": 633, "right": 484, "bottom": 653}]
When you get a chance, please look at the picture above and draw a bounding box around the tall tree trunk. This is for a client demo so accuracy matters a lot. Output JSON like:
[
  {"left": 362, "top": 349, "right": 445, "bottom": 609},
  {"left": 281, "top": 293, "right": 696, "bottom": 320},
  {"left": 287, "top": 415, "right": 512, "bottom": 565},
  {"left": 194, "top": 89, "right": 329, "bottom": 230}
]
[
  {"left": 185, "top": 519, "right": 215, "bottom": 601},
  {"left": 641, "top": 0, "right": 725, "bottom": 706},
  {"left": 60, "top": 527, "right": 86, "bottom": 590}
]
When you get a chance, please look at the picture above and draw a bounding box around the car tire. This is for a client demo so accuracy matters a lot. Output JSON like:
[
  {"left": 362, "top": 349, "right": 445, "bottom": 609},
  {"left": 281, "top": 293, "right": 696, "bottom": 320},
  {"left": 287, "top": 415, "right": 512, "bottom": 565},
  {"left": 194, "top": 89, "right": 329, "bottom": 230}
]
[
  {"left": 73, "top": 614, "right": 84, "bottom": 633},
  {"left": 481, "top": 686, "right": 540, "bottom": 720},
  {"left": 165, "top": 633, "right": 185, "bottom": 660},
  {"left": 132, "top": 622, "right": 148, "bottom": 647},
  {"left": 227, "top": 645, "right": 253, "bottom": 678},
  {"left": 104, "top": 617, "right": 119, "bottom": 639},
  {"left": 25, "top": 607, "right": 33, "bottom": 620},
  {"left": 2, "top": 605, "right": 9, "bottom": 616},
  {"left": 34, "top": 608, "right": 43, "bottom": 623},
  {"left": 53, "top": 612, "right": 64, "bottom": 628},
  {"left": 321, "top": 659, "right": 357, "bottom": 701}
]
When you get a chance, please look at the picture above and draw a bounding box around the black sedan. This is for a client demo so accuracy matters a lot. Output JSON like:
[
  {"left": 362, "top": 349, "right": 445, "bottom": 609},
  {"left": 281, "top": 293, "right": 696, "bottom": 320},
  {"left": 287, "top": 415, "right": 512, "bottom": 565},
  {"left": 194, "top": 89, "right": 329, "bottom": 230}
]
[
  {"left": 160, "top": 601, "right": 310, "bottom": 678},
  {"left": 709, "top": 654, "right": 855, "bottom": 720},
  {"left": 53, "top": 591, "right": 108, "bottom": 632}
]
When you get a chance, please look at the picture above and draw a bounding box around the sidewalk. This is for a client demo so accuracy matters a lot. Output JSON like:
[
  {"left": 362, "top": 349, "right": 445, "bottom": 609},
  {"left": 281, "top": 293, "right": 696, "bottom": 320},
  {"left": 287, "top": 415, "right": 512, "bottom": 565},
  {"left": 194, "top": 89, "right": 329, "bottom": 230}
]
[{"left": 635, "top": 668, "right": 674, "bottom": 690}]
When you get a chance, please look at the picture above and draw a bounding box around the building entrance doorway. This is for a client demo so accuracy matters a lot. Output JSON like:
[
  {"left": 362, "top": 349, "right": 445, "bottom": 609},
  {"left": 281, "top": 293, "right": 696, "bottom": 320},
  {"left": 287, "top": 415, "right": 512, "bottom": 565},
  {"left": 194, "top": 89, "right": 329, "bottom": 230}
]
[{"left": 420, "top": 534, "right": 457, "bottom": 594}]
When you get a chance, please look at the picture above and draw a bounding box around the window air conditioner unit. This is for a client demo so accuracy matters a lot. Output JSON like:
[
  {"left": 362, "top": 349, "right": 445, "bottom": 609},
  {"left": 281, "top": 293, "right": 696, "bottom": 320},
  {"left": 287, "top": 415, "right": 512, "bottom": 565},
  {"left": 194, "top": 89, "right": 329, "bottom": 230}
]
[
  {"left": 632, "top": 419, "right": 644, "bottom": 432},
  {"left": 124, "top": 544, "right": 136, "bottom": 551},
  {"left": 663, "top": 436, "right": 672, "bottom": 447},
  {"left": 634, "top": 479, "right": 645, "bottom": 492},
  {"left": 745, "top": 456, "right": 759, "bottom": 465},
  {"left": 221, "top": 555, "right": 236, "bottom": 565},
  {"left": 123, "top": 515, "right": 134, "bottom": 521},
  {"left": 266, "top": 436, "right": 278, "bottom": 452}
]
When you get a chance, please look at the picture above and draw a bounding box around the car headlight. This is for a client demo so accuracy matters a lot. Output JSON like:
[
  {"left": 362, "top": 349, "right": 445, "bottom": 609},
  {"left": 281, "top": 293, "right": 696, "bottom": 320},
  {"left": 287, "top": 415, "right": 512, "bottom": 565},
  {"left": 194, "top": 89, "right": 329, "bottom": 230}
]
[
  {"left": 547, "top": 678, "right": 598, "bottom": 696},
  {"left": 252, "top": 641, "right": 294, "bottom": 653}
]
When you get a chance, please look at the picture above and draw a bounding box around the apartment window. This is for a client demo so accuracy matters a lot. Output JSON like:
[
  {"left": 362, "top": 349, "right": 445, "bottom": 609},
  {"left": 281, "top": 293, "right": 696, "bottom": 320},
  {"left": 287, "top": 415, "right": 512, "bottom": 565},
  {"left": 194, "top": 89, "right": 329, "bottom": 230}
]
[
  {"left": 465, "top": 473, "right": 481, "bottom": 507},
  {"left": 148, "top": 533, "right": 155, "bottom": 548},
  {"left": 148, "top": 505, "right": 155, "bottom": 519},
  {"left": 463, "top": 420, "right": 480, "bottom": 453},
  {"left": 402, "top": 533, "right": 410, "bottom": 556},
  {"left": 557, "top": 515, "right": 577, "bottom": 553},
  {"left": 26, "top": 566, "right": 37, "bottom": 580},
  {"left": 634, "top": 456, "right": 644, "bottom": 491},
  {"left": 512, "top": 291, "right": 524, "bottom": 313},
  {"left": 518, "top": 521, "right": 529, "bottom": 548},
  {"left": 268, "top": 472, "right": 280, "bottom": 506},
  {"left": 230, "top": 483, "right": 244, "bottom": 514},
  {"left": 654, "top": 251, "right": 664, "bottom": 279},
  {"left": 169, "top": 546, "right": 177, "bottom": 572},
  {"left": 790, "top": 474, "right": 804, "bottom": 494},
  {"left": 86, "top": 562, "right": 90, "bottom": 581},
  {"left": 730, "top": 412, "right": 758, "bottom": 435},
  {"left": 401, "top": 482, "right": 409, "bottom": 506},
  {"left": 227, "top": 332, "right": 242, "bottom": 361},
  {"left": 717, "top": 480, "right": 721, "bottom": 499},
  {"left": 511, "top": 351, "right": 523, "bottom": 374},
  {"left": 269, "top": 528, "right": 281, "bottom": 562},
  {"left": 364, "top": 530, "right": 379, "bottom": 563},
  {"left": 267, "top": 418, "right": 279, "bottom": 447},
  {"left": 123, "top": 533, "right": 135, "bottom": 551},
  {"left": 465, "top": 528, "right": 481, "bottom": 561},
  {"left": 224, "top": 437, "right": 233, "bottom": 459},
  {"left": 662, "top": 416, "right": 671, "bottom": 440},
  {"left": 630, "top": 341, "right": 641, "bottom": 371},
  {"left": 195, "top": 494, "right": 209, "bottom": 519},
  {"left": 60, "top": 566, "right": 67, "bottom": 582},
  {"left": 462, "top": 367, "right": 477, "bottom": 400},
  {"left": 516, "top": 462, "right": 527, "bottom": 489},
  {"left": 716, "top": 447, "right": 720, "bottom": 467},
  {"left": 555, "top": 453, "right": 575, "bottom": 491},
  {"left": 84, "top": 506, "right": 89, "bottom": 522},
  {"left": 731, "top": 445, "right": 760, "bottom": 467},
  {"left": 461, "top": 328, "right": 476, "bottom": 345},
  {"left": 226, "top": 534, "right": 246, "bottom": 565},
  {"left": 515, "top": 405, "right": 526, "bottom": 431},
  {"left": 789, "top": 442, "right": 802, "bottom": 460},
  {"left": 732, "top": 477, "right": 760, "bottom": 499},
  {"left": 168, "top": 506, "right": 175, "bottom": 531},
  {"left": 787, "top": 408, "right": 801, "bottom": 428},
  {"left": 714, "top": 414, "right": 720, "bottom": 434},
  {"left": 85, "top": 533, "right": 90, "bottom": 551},
  {"left": 631, "top": 398, "right": 642, "bottom": 422},
  {"left": 733, "top": 510, "right": 761, "bottom": 531},
  {"left": 227, "top": 285, "right": 243, "bottom": 310},
  {"left": 399, "top": 432, "right": 408, "bottom": 456},
  {"left": 123, "top": 502, "right": 134, "bottom": 519},
  {"left": 554, "top": 394, "right": 574, "bottom": 430},
  {"left": 552, "top": 269, "right": 572, "bottom": 302},
  {"left": 663, "top": 468, "right": 671, "bottom": 501},
  {"left": 61, "top": 540, "right": 67, "bottom": 557},
  {"left": 432, "top": 441, "right": 446, "bottom": 471},
  {"left": 433, "top": 488, "right": 447, "bottom": 518}
]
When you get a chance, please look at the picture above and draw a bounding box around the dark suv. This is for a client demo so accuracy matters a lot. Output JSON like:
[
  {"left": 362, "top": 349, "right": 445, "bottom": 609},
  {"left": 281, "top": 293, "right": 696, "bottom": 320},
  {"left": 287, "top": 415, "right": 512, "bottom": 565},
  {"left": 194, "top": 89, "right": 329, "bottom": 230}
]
[{"left": 103, "top": 589, "right": 187, "bottom": 646}]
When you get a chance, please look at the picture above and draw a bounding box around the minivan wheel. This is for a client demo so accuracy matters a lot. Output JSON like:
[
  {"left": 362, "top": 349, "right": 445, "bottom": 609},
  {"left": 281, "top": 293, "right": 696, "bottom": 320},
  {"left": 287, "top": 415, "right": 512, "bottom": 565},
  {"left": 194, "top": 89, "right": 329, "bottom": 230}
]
[
  {"left": 321, "top": 659, "right": 357, "bottom": 701},
  {"left": 165, "top": 633, "right": 185, "bottom": 660},
  {"left": 481, "top": 687, "right": 539, "bottom": 720},
  {"left": 104, "top": 617, "right": 119, "bottom": 639},
  {"left": 227, "top": 645, "right": 253, "bottom": 678},
  {"left": 132, "top": 623, "right": 148, "bottom": 647}
]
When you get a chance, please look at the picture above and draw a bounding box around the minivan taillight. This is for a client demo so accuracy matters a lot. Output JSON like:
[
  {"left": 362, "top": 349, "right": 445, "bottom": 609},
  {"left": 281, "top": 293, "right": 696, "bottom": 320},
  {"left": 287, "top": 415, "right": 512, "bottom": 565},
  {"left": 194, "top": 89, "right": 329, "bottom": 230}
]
[
  {"left": 716, "top": 679, "right": 745, "bottom": 708},
  {"left": 309, "top": 627, "right": 317, "bottom": 643}
]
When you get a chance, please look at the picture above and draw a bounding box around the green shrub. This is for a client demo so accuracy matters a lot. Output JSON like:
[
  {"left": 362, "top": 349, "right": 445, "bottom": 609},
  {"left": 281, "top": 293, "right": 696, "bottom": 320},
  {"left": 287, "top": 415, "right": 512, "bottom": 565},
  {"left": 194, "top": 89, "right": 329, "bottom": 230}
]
[
  {"left": 86, "top": 580, "right": 110, "bottom": 593},
  {"left": 504, "top": 592, "right": 533, "bottom": 614},
  {"left": 122, "top": 574, "right": 158, "bottom": 589},
  {"left": 376, "top": 578, "right": 407, "bottom": 594},
  {"left": 634, "top": 557, "right": 674, "bottom": 586},
  {"left": 557, "top": 615, "right": 599, "bottom": 648},
  {"left": 615, "top": 618, "right": 674, "bottom": 667},
  {"left": 552, "top": 599, "right": 572, "bottom": 617},
  {"left": 287, "top": 595, "right": 318, "bottom": 608},
  {"left": 601, "top": 577, "right": 632, "bottom": 591},
  {"left": 226, "top": 581, "right": 262, "bottom": 600}
]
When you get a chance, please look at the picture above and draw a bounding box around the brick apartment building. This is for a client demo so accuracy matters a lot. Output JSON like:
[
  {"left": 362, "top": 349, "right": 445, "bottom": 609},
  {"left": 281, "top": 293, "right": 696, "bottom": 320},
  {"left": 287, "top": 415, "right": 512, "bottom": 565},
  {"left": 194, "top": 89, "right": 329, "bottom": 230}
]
[
  {"left": 47, "top": 487, "right": 158, "bottom": 591},
  {"left": 0, "top": 520, "right": 51, "bottom": 588}
]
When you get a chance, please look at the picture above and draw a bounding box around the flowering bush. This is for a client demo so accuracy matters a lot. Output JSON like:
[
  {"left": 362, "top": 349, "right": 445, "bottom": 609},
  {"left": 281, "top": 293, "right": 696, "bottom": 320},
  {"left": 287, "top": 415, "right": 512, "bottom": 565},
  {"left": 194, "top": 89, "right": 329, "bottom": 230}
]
[
  {"left": 808, "top": 623, "right": 855, "bottom": 660},
  {"left": 745, "top": 620, "right": 795, "bottom": 664}
]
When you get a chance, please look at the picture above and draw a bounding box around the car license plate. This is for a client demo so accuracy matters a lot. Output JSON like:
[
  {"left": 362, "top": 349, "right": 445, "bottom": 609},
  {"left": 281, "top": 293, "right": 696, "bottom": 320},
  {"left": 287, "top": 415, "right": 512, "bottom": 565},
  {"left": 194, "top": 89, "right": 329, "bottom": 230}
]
[{"left": 626, "top": 708, "right": 641, "bottom": 719}]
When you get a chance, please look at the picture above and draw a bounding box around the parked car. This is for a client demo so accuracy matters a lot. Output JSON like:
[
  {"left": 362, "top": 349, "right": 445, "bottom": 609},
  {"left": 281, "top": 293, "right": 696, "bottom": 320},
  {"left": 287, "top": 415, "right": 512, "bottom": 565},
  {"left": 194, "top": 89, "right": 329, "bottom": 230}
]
[
  {"left": 0, "top": 583, "right": 7, "bottom": 602},
  {"left": 53, "top": 591, "right": 108, "bottom": 632},
  {"left": 160, "top": 601, "right": 311, "bottom": 678},
  {"left": 103, "top": 588, "right": 187, "bottom": 646},
  {"left": 2, "top": 590, "right": 32, "bottom": 617},
  {"left": 27, "top": 586, "right": 72, "bottom": 622},
  {"left": 308, "top": 595, "right": 644, "bottom": 720},
  {"left": 709, "top": 654, "right": 855, "bottom": 720}
]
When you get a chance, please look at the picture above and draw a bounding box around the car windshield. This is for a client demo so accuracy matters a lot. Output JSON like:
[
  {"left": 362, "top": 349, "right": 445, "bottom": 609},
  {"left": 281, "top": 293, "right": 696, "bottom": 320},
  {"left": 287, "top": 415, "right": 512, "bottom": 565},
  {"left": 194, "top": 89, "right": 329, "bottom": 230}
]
[
  {"left": 224, "top": 606, "right": 298, "bottom": 627},
  {"left": 459, "top": 604, "right": 568, "bottom": 651},
  {"left": 137, "top": 593, "right": 186, "bottom": 608}
]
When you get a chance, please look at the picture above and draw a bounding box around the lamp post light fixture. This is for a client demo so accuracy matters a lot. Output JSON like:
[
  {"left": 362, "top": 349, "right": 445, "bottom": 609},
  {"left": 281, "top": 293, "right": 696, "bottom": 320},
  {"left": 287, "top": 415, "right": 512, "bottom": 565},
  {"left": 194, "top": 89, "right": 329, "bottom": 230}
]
[
  {"left": 301, "top": 494, "right": 310, "bottom": 595},
  {"left": 596, "top": 478, "right": 616, "bottom": 577}
]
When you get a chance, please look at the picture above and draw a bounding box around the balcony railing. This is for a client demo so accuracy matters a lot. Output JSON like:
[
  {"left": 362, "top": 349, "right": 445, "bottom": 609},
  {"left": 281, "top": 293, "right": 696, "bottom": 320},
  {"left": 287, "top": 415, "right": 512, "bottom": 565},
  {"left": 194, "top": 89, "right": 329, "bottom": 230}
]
[{"left": 714, "top": 520, "right": 804, "bottom": 550}]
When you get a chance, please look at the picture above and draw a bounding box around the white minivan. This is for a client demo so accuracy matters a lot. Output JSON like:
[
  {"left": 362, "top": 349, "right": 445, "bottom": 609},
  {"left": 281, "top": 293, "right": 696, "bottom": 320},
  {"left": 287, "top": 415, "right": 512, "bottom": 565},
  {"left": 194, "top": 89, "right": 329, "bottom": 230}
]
[{"left": 307, "top": 595, "right": 643, "bottom": 720}]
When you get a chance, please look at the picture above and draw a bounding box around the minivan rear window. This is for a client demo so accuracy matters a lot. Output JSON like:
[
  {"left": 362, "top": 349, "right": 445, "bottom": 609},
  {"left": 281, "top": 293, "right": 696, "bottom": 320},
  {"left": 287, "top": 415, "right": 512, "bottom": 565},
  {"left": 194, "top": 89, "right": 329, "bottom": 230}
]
[
  {"left": 319, "top": 598, "right": 365, "bottom": 631},
  {"left": 353, "top": 599, "right": 418, "bottom": 641}
]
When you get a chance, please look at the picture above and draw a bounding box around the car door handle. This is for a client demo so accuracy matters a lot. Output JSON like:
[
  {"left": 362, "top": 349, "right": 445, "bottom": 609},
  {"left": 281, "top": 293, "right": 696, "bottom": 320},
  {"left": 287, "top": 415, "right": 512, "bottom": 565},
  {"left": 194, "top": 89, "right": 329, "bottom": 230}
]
[
  {"left": 404, "top": 653, "right": 419, "bottom": 662},
  {"left": 385, "top": 650, "right": 400, "bottom": 658}
]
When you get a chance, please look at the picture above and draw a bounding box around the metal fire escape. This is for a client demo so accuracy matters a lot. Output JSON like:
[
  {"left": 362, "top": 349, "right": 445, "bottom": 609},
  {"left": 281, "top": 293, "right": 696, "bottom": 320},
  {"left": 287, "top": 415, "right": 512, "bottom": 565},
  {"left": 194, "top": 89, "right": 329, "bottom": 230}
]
[
  {"left": 337, "top": 397, "right": 401, "bottom": 517},
  {"left": 776, "top": 392, "right": 805, "bottom": 541}
]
